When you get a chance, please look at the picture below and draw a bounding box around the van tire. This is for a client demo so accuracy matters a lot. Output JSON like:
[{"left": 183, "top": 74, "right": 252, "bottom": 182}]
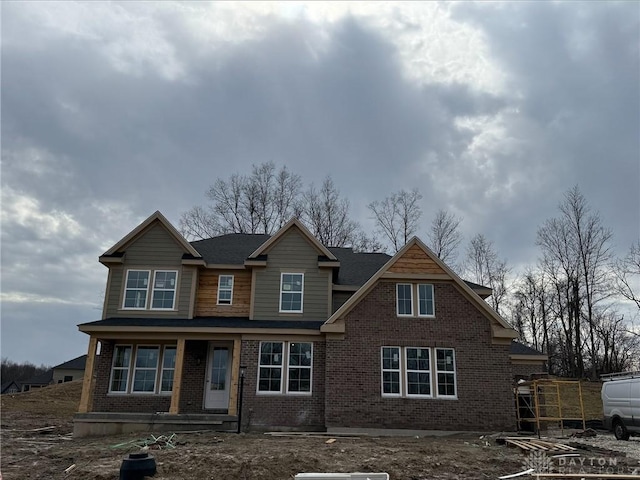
[{"left": 613, "top": 419, "right": 630, "bottom": 441}]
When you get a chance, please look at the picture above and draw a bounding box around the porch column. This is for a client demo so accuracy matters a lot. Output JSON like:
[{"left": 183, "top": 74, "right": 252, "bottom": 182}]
[
  {"left": 78, "top": 336, "right": 98, "bottom": 413},
  {"left": 169, "top": 338, "right": 186, "bottom": 414},
  {"left": 227, "top": 338, "right": 242, "bottom": 416}
]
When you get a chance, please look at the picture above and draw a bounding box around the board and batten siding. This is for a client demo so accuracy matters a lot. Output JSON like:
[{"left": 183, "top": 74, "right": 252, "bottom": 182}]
[
  {"left": 252, "top": 227, "right": 331, "bottom": 321},
  {"left": 104, "top": 223, "right": 194, "bottom": 318}
]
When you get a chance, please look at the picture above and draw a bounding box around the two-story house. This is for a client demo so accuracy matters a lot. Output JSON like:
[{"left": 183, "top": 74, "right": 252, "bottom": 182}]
[{"left": 74, "top": 211, "right": 546, "bottom": 437}]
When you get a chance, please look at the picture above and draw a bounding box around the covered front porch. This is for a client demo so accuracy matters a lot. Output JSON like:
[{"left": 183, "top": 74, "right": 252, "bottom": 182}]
[{"left": 75, "top": 334, "right": 244, "bottom": 437}]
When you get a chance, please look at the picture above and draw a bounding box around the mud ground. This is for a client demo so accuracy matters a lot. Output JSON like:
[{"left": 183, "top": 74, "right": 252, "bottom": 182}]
[{"left": 1, "top": 381, "right": 638, "bottom": 480}]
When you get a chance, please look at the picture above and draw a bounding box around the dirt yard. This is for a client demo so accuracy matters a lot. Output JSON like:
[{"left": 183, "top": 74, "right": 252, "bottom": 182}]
[{"left": 1, "top": 381, "right": 638, "bottom": 480}]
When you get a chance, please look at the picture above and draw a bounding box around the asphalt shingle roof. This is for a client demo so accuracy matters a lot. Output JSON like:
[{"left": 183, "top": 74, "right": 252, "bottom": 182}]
[
  {"left": 53, "top": 355, "right": 87, "bottom": 370},
  {"left": 510, "top": 341, "right": 545, "bottom": 356},
  {"left": 190, "top": 234, "right": 270, "bottom": 265},
  {"left": 80, "top": 317, "right": 325, "bottom": 330}
]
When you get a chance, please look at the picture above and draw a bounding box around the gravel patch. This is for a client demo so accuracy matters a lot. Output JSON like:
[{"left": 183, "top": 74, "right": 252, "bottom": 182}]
[{"left": 570, "top": 432, "right": 640, "bottom": 460}]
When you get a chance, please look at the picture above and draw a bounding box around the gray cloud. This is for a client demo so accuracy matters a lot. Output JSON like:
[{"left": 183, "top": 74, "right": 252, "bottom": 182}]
[{"left": 1, "top": 2, "right": 638, "bottom": 365}]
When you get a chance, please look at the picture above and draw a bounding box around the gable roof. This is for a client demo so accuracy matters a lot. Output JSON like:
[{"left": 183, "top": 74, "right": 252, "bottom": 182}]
[
  {"left": 248, "top": 218, "right": 338, "bottom": 261},
  {"left": 101, "top": 211, "right": 201, "bottom": 259},
  {"left": 53, "top": 354, "right": 87, "bottom": 371},
  {"left": 191, "top": 233, "right": 270, "bottom": 265},
  {"left": 510, "top": 341, "right": 546, "bottom": 357},
  {"left": 323, "top": 237, "right": 517, "bottom": 340},
  {"left": 329, "top": 248, "right": 391, "bottom": 286},
  {"left": 1, "top": 381, "right": 21, "bottom": 394}
]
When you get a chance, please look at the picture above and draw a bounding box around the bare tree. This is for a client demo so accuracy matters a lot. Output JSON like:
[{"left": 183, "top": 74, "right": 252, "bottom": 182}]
[
  {"left": 179, "top": 162, "right": 302, "bottom": 238},
  {"left": 368, "top": 189, "right": 423, "bottom": 252},
  {"left": 303, "top": 177, "right": 361, "bottom": 247},
  {"left": 614, "top": 240, "right": 640, "bottom": 310},
  {"left": 427, "top": 209, "right": 462, "bottom": 266},
  {"left": 463, "top": 234, "right": 510, "bottom": 314}
]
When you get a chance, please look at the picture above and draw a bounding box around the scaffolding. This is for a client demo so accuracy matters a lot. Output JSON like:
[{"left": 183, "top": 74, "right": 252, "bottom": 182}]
[{"left": 515, "top": 379, "right": 587, "bottom": 437}]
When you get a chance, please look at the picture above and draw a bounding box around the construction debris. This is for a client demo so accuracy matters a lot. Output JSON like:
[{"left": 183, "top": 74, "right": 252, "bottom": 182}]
[
  {"left": 570, "top": 428, "right": 598, "bottom": 438},
  {"left": 325, "top": 438, "right": 336, "bottom": 444},
  {"left": 500, "top": 437, "right": 577, "bottom": 452},
  {"left": 111, "top": 433, "right": 177, "bottom": 450}
]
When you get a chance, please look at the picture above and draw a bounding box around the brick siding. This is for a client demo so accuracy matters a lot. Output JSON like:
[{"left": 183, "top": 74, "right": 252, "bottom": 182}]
[
  {"left": 325, "top": 281, "right": 516, "bottom": 431},
  {"left": 239, "top": 339, "right": 326, "bottom": 431}
]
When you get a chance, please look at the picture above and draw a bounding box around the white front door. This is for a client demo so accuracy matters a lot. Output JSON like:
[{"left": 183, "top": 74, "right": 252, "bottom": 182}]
[{"left": 204, "top": 342, "right": 232, "bottom": 410}]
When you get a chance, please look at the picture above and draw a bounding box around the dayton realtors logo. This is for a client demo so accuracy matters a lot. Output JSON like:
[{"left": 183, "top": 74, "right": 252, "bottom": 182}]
[{"left": 522, "top": 451, "right": 640, "bottom": 476}]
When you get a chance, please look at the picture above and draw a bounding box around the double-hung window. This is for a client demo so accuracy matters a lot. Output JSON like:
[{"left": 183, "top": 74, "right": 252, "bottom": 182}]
[
  {"left": 160, "top": 346, "right": 177, "bottom": 393},
  {"left": 109, "top": 344, "right": 176, "bottom": 394},
  {"left": 132, "top": 346, "right": 160, "bottom": 393},
  {"left": 217, "top": 275, "right": 234, "bottom": 305},
  {"left": 396, "top": 284, "right": 413, "bottom": 316},
  {"left": 280, "top": 273, "right": 304, "bottom": 313},
  {"left": 258, "top": 341, "right": 313, "bottom": 394},
  {"left": 381, "top": 346, "right": 456, "bottom": 399},
  {"left": 396, "top": 283, "right": 435, "bottom": 317},
  {"left": 381, "top": 347, "right": 401, "bottom": 396},
  {"left": 418, "top": 284, "right": 434, "bottom": 317},
  {"left": 151, "top": 271, "right": 177, "bottom": 309},
  {"left": 258, "top": 342, "right": 284, "bottom": 393},
  {"left": 110, "top": 346, "right": 132, "bottom": 392},
  {"left": 436, "top": 348, "right": 457, "bottom": 398},
  {"left": 123, "top": 271, "right": 150, "bottom": 309}
]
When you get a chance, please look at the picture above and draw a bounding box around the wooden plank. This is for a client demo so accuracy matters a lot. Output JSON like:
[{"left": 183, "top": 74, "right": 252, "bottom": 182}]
[
  {"left": 227, "top": 338, "right": 241, "bottom": 416},
  {"left": 169, "top": 338, "right": 185, "bottom": 414},
  {"left": 506, "top": 439, "right": 535, "bottom": 451},
  {"left": 78, "top": 336, "right": 97, "bottom": 413}
]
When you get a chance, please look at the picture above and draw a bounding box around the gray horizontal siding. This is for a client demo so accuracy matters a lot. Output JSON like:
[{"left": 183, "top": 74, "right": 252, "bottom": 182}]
[
  {"left": 104, "top": 223, "right": 193, "bottom": 318},
  {"left": 253, "top": 228, "right": 330, "bottom": 321}
]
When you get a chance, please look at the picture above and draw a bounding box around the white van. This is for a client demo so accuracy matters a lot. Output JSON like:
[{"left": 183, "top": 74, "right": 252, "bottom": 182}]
[{"left": 601, "top": 372, "right": 640, "bottom": 440}]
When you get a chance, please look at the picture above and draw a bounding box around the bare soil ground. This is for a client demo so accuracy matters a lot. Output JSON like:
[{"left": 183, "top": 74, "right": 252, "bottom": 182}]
[{"left": 1, "top": 382, "right": 638, "bottom": 480}]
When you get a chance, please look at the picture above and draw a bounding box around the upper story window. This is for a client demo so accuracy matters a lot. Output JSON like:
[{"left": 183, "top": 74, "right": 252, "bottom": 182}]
[
  {"left": 396, "top": 284, "right": 413, "bottom": 316},
  {"left": 396, "top": 283, "right": 435, "bottom": 317},
  {"left": 123, "top": 269, "right": 178, "bottom": 311},
  {"left": 280, "top": 273, "right": 304, "bottom": 313},
  {"left": 124, "top": 271, "right": 150, "bottom": 309},
  {"left": 217, "top": 275, "right": 234, "bottom": 305},
  {"left": 418, "top": 284, "right": 434, "bottom": 317},
  {"left": 151, "top": 271, "right": 177, "bottom": 310}
]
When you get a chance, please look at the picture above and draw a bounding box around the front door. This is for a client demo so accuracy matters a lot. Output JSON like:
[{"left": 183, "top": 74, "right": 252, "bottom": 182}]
[{"left": 204, "top": 342, "right": 232, "bottom": 411}]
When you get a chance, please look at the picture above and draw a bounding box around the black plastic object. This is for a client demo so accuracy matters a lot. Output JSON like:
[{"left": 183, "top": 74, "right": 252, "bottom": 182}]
[{"left": 119, "top": 452, "right": 157, "bottom": 480}]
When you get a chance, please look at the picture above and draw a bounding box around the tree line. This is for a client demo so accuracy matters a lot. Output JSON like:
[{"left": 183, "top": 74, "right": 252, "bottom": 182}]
[
  {"left": 181, "top": 163, "right": 640, "bottom": 379},
  {"left": 1, "top": 358, "right": 50, "bottom": 385}
]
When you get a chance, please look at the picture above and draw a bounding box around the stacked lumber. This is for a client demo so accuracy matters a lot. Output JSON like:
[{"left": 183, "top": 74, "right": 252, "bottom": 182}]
[{"left": 502, "top": 437, "right": 576, "bottom": 452}]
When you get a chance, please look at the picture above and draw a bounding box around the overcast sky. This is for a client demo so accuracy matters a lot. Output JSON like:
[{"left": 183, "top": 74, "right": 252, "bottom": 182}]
[{"left": 2, "top": 2, "right": 639, "bottom": 367}]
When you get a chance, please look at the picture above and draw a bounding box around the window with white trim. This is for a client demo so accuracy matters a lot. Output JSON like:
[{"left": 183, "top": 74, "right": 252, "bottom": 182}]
[
  {"left": 280, "top": 273, "right": 304, "bottom": 312},
  {"left": 258, "top": 341, "right": 313, "bottom": 394},
  {"left": 109, "top": 344, "right": 176, "bottom": 394},
  {"left": 160, "top": 346, "right": 176, "bottom": 393},
  {"left": 396, "top": 283, "right": 436, "bottom": 317},
  {"left": 381, "top": 347, "right": 401, "bottom": 395},
  {"left": 258, "top": 342, "right": 283, "bottom": 393},
  {"left": 436, "top": 348, "right": 457, "bottom": 397},
  {"left": 396, "top": 284, "right": 413, "bottom": 316},
  {"left": 132, "top": 346, "right": 160, "bottom": 393},
  {"left": 406, "top": 347, "right": 431, "bottom": 397},
  {"left": 287, "top": 343, "right": 312, "bottom": 393},
  {"left": 123, "top": 271, "right": 150, "bottom": 309},
  {"left": 110, "top": 345, "right": 132, "bottom": 392},
  {"left": 151, "top": 271, "right": 177, "bottom": 309},
  {"left": 418, "top": 284, "right": 435, "bottom": 317},
  {"left": 380, "top": 346, "right": 456, "bottom": 399},
  {"left": 217, "top": 275, "right": 234, "bottom": 305}
]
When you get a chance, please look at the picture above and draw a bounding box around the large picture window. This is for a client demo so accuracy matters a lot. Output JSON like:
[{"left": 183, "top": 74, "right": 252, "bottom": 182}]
[
  {"left": 280, "top": 273, "right": 304, "bottom": 313},
  {"left": 123, "top": 269, "right": 178, "bottom": 311},
  {"left": 258, "top": 341, "right": 313, "bottom": 394},
  {"left": 381, "top": 346, "right": 455, "bottom": 399},
  {"left": 109, "top": 344, "right": 176, "bottom": 394}
]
